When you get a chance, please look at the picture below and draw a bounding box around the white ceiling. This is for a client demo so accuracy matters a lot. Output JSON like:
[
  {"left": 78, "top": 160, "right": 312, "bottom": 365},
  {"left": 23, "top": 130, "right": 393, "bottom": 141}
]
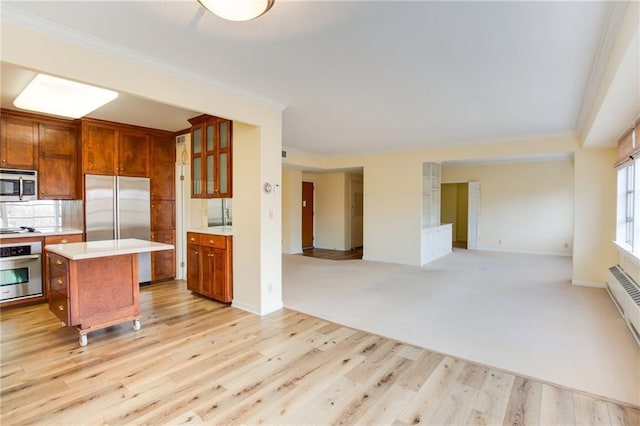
[{"left": 0, "top": 1, "right": 634, "bottom": 155}]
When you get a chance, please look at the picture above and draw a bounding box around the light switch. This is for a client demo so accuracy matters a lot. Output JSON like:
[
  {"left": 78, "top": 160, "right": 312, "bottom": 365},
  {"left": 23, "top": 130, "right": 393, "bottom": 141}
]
[{"left": 303, "top": 200, "right": 307, "bottom": 207}]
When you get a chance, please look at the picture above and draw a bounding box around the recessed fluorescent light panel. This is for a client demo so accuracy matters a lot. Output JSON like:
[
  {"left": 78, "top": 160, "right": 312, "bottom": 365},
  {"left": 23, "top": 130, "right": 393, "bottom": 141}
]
[{"left": 13, "top": 73, "right": 118, "bottom": 119}]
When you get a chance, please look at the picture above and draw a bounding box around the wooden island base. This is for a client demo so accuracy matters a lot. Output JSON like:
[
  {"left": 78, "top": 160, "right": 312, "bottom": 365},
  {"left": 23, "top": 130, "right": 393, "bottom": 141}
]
[
  {"left": 45, "top": 239, "right": 173, "bottom": 346},
  {"left": 48, "top": 252, "right": 141, "bottom": 346}
]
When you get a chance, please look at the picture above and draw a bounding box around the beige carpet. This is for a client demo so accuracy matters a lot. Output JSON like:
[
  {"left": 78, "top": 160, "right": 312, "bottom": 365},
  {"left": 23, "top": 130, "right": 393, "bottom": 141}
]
[{"left": 282, "top": 249, "right": 640, "bottom": 406}]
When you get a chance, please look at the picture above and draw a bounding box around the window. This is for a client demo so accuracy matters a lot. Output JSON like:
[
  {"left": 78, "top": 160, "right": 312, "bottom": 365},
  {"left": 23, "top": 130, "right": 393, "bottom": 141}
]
[
  {"left": 0, "top": 200, "right": 63, "bottom": 229},
  {"left": 623, "top": 163, "right": 635, "bottom": 247}
]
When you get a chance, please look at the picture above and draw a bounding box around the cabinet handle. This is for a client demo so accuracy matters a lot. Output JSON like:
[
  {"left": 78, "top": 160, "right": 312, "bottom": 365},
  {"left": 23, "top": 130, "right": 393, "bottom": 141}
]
[
  {"left": 57, "top": 279, "right": 63, "bottom": 285},
  {"left": 60, "top": 239, "right": 68, "bottom": 244},
  {"left": 56, "top": 259, "right": 63, "bottom": 265},
  {"left": 190, "top": 237, "right": 195, "bottom": 242},
  {"left": 58, "top": 305, "right": 64, "bottom": 311},
  {"left": 209, "top": 240, "right": 214, "bottom": 244},
  {"left": 40, "top": 190, "right": 45, "bottom": 194},
  {"left": 1, "top": 159, "right": 5, "bottom": 163},
  {"left": 194, "top": 251, "right": 199, "bottom": 255},
  {"left": 207, "top": 254, "right": 214, "bottom": 257}
]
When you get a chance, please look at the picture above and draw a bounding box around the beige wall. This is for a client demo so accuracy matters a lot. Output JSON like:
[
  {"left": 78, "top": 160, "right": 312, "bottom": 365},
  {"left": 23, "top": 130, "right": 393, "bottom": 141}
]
[
  {"left": 301, "top": 172, "right": 349, "bottom": 250},
  {"left": 281, "top": 136, "right": 620, "bottom": 285},
  {"left": 282, "top": 168, "right": 303, "bottom": 254},
  {"left": 441, "top": 184, "right": 458, "bottom": 241},
  {"left": 573, "top": 148, "right": 618, "bottom": 285},
  {"left": 443, "top": 159, "right": 575, "bottom": 255},
  {"left": 456, "top": 183, "right": 469, "bottom": 241},
  {"left": 2, "top": 22, "right": 284, "bottom": 315}
]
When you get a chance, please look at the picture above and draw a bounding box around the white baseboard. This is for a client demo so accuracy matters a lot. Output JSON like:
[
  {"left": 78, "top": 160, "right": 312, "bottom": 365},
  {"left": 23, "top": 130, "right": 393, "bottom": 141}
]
[
  {"left": 232, "top": 299, "right": 283, "bottom": 316},
  {"left": 478, "top": 247, "right": 572, "bottom": 257},
  {"left": 571, "top": 280, "right": 606, "bottom": 288}
]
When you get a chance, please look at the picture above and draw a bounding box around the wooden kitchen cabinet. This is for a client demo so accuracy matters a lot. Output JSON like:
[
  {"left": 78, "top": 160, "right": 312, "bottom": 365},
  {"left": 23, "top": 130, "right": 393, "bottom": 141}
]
[
  {"left": 150, "top": 133, "right": 176, "bottom": 200},
  {"left": 186, "top": 232, "right": 233, "bottom": 303},
  {"left": 46, "top": 250, "right": 141, "bottom": 345},
  {"left": 38, "top": 120, "right": 79, "bottom": 199},
  {"left": 118, "top": 129, "right": 150, "bottom": 177},
  {"left": 0, "top": 110, "right": 39, "bottom": 169},
  {"left": 149, "top": 132, "right": 176, "bottom": 281},
  {"left": 81, "top": 119, "right": 151, "bottom": 177},
  {"left": 43, "top": 234, "right": 83, "bottom": 298},
  {"left": 188, "top": 115, "right": 232, "bottom": 199},
  {"left": 150, "top": 230, "right": 175, "bottom": 281}
]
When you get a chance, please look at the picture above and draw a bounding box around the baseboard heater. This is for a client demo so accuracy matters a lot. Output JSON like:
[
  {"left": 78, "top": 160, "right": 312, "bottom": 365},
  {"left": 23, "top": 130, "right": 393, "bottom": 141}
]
[{"left": 607, "top": 265, "right": 640, "bottom": 346}]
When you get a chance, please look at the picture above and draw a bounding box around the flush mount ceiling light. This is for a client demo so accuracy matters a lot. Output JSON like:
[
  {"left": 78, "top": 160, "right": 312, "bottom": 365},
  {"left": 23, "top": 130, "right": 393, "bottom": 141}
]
[
  {"left": 198, "top": 0, "right": 274, "bottom": 21},
  {"left": 13, "top": 73, "right": 118, "bottom": 119}
]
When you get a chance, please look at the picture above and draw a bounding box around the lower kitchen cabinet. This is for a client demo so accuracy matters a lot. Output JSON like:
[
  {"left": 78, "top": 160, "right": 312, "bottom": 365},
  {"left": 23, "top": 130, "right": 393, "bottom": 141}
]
[
  {"left": 186, "top": 232, "right": 232, "bottom": 303},
  {"left": 150, "top": 230, "right": 175, "bottom": 281}
]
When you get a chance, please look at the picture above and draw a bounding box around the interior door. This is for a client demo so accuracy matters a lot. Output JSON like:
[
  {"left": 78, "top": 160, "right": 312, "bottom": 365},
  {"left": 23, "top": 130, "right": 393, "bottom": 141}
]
[
  {"left": 302, "top": 181, "right": 314, "bottom": 249},
  {"left": 350, "top": 180, "right": 363, "bottom": 248}
]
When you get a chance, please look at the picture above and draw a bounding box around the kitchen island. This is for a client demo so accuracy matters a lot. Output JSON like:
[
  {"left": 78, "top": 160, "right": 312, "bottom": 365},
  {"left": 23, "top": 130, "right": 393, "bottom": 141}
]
[{"left": 45, "top": 238, "right": 173, "bottom": 346}]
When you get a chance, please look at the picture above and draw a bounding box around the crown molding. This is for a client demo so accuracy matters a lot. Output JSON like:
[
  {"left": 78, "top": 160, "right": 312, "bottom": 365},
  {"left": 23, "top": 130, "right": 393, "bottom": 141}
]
[
  {"left": 575, "top": 2, "right": 630, "bottom": 135},
  {"left": 0, "top": 4, "right": 287, "bottom": 112}
]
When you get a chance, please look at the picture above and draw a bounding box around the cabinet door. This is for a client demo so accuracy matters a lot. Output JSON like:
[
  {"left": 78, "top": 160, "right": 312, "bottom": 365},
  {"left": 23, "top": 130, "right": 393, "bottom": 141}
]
[
  {"left": 119, "top": 130, "right": 150, "bottom": 177},
  {"left": 150, "top": 230, "right": 175, "bottom": 281},
  {"left": 217, "top": 120, "right": 232, "bottom": 198},
  {"left": 151, "top": 200, "right": 175, "bottom": 230},
  {"left": 191, "top": 125, "right": 204, "bottom": 197},
  {"left": 210, "top": 248, "right": 229, "bottom": 302},
  {"left": 200, "top": 246, "right": 215, "bottom": 297},
  {"left": 82, "top": 123, "right": 117, "bottom": 175},
  {"left": 186, "top": 244, "right": 200, "bottom": 292},
  {"left": 150, "top": 134, "right": 176, "bottom": 200},
  {"left": 150, "top": 164, "right": 175, "bottom": 200},
  {"left": 39, "top": 122, "right": 78, "bottom": 199},
  {"left": 0, "top": 113, "right": 39, "bottom": 169}
]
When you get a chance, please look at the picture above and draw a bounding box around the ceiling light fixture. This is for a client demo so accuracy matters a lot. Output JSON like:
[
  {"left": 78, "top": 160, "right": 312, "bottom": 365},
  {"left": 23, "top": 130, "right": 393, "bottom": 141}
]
[
  {"left": 198, "top": 0, "right": 274, "bottom": 21},
  {"left": 13, "top": 73, "right": 118, "bottom": 119}
]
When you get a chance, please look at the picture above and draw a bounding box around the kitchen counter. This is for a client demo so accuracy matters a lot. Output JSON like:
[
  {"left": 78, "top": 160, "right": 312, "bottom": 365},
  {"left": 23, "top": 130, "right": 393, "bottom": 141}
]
[
  {"left": 0, "top": 227, "right": 83, "bottom": 240},
  {"left": 45, "top": 238, "right": 173, "bottom": 260},
  {"left": 188, "top": 226, "right": 233, "bottom": 236}
]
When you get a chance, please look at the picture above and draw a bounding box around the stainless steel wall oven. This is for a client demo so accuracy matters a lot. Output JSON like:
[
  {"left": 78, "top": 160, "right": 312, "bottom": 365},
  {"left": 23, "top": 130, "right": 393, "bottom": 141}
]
[{"left": 0, "top": 240, "right": 42, "bottom": 302}]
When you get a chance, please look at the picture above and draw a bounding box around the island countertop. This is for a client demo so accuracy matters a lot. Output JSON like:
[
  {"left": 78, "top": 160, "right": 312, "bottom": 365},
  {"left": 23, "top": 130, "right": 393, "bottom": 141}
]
[{"left": 45, "top": 238, "right": 174, "bottom": 260}]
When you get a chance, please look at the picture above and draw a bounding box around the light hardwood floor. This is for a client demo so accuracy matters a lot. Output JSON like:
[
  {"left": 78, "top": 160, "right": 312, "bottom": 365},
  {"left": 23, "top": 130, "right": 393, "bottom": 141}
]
[{"left": 1, "top": 280, "right": 638, "bottom": 425}]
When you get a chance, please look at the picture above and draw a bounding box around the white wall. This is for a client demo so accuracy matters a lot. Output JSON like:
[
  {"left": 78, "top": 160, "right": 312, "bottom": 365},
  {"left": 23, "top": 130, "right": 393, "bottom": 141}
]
[{"left": 442, "top": 159, "right": 575, "bottom": 256}]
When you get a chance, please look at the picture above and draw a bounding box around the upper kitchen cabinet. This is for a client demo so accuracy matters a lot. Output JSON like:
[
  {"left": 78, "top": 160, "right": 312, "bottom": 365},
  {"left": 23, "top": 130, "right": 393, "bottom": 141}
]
[
  {"left": 38, "top": 120, "right": 79, "bottom": 199},
  {"left": 0, "top": 110, "right": 39, "bottom": 169},
  {"left": 188, "top": 115, "right": 232, "bottom": 198},
  {"left": 80, "top": 119, "right": 150, "bottom": 177},
  {"left": 150, "top": 133, "right": 176, "bottom": 200}
]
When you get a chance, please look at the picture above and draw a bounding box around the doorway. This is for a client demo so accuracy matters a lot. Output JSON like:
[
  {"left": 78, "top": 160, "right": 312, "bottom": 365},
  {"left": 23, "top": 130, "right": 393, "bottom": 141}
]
[
  {"left": 350, "top": 179, "right": 363, "bottom": 249},
  {"left": 302, "top": 181, "right": 314, "bottom": 249},
  {"left": 441, "top": 181, "right": 479, "bottom": 250}
]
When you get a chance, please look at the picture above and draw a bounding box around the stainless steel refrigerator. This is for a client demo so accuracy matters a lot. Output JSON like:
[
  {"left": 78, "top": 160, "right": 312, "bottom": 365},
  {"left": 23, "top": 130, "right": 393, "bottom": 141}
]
[{"left": 84, "top": 174, "right": 151, "bottom": 283}]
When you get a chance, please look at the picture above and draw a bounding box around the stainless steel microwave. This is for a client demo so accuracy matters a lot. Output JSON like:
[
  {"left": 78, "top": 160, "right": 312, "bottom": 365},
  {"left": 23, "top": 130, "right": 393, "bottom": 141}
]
[{"left": 0, "top": 169, "right": 38, "bottom": 202}]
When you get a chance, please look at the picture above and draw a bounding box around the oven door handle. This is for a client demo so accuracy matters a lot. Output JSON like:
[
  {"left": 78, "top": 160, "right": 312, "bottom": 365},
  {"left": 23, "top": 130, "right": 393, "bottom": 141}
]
[{"left": 0, "top": 255, "right": 41, "bottom": 262}]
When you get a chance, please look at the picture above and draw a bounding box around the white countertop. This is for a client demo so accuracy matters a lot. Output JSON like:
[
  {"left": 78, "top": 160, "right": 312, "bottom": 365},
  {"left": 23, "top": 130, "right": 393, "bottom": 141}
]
[
  {"left": 45, "top": 238, "right": 174, "bottom": 260},
  {"left": 0, "top": 227, "right": 83, "bottom": 240},
  {"left": 188, "top": 226, "right": 233, "bottom": 236}
]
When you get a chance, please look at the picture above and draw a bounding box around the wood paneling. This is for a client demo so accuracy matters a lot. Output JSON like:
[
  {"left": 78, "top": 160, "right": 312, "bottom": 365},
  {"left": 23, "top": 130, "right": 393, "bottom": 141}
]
[{"left": 1, "top": 282, "right": 638, "bottom": 424}]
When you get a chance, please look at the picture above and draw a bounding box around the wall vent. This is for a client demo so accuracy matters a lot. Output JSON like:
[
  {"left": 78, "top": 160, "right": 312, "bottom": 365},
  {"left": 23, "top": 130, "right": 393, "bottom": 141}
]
[
  {"left": 176, "top": 134, "right": 188, "bottom": 146},
  {"left": 607, "top": 265, "right": 640, "bottom": 346}
]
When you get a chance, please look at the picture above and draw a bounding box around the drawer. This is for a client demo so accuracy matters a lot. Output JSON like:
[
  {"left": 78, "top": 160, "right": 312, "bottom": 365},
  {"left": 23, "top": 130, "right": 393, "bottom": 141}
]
[
  {"left": 49, "top": 290, "right": 69, "bottom": 325},
  {"left": 44, "top": 234, "right": 83, "bottom": 245},
  {"left": 47, "top": 253, "right": 69, "bottom": 272},
  {"left": 49, "top": 266, "right": 68, "bottom": 295},
  {"left": 187, "top": 232, "right": 227, "bottom": 249},
  {"left": 199, "top": 234, "right": 227, "bottom": 249}
]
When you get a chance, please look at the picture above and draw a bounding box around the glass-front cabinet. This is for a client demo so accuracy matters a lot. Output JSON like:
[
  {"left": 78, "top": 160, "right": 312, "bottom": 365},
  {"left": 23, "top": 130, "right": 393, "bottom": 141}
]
[{"left": 189, "top": 115, "right": 232, "bottom": 199}]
